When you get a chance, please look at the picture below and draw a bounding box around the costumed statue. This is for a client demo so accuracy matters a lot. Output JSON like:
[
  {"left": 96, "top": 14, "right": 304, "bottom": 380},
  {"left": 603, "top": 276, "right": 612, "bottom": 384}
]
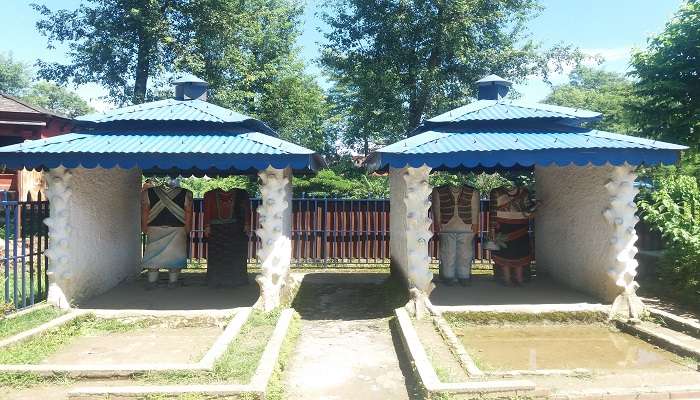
[
  {"left": 431, "top": 185, "right": 480, "bottom": 286},
  {"left": 140, "top": 179, "right": 193, "bottom": 288},
  {"left": 487, "top": 186, "right": 536, "bottom": 286},
  {"left": 203, "top": 188, "right": 251, "bottom": 288}
]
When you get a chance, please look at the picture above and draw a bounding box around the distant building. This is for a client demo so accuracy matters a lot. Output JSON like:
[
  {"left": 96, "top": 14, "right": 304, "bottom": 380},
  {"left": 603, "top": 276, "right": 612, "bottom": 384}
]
[{"left": 0, "top": 93, "right": 73, "bottom": 200}]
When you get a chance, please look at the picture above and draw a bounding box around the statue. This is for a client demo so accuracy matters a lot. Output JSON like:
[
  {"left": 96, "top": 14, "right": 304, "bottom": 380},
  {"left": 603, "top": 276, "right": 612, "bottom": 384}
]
[
  {"left": 431, "top": 185, "right": 480, "bottom": 286},
  {"left": 140, "top": 179, "right": 193, "bottom": 288},
  {"left": 488, "top": 186, "right": 535, "bottom": 286},
  {"left": 203, "top": 188, "right": 251, "bottom": 287}
]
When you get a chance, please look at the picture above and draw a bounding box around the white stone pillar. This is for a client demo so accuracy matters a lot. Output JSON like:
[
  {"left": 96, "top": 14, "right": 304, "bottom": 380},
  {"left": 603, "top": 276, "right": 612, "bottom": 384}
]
[
  {"left": 534, "top": 164, "right": 642, "bottom": 318},
  {"left": 254, "top": 166, "right": 293, "bottom": 312},
  {"left": 389, "top": 165, "right": 434, "bottom": 317},
  {"left": 44, "top": 166, "right": 142, "bottom": 308}
]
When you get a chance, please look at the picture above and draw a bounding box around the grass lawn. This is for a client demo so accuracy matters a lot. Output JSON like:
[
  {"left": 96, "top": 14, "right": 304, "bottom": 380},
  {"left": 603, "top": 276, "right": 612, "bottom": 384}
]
[{"left": 0, "top": 305, "right": 64, "bottom": 340}]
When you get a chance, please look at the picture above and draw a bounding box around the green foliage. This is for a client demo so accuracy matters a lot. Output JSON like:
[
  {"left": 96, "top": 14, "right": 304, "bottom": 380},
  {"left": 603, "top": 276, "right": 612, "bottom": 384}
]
[
  {"left": 629, "top": 0, "right": 700, "bottom": 151},
  {"left": 0, "top": 53, "right": 31, "bottom": 96},
  {"left": 546, "top": 66, "right": 640, "bottom": 134},
  {"left": 178, "top": 176, "right": 259, "bottom": 198},
  {"left": 0, "top": 52, "right": 92, "bottom": 116},
  {"left": 22, "top": 81, "right": 94, "bottom": 117},
  {"left": 320, "top": 0, "right": 586, "bottom": 153},
  {"left": 293, "top": 158, "right": 389, "bottom": 198},
  {"left": 430, "top": 172, "right": 511, "bottom": 195},
  {"left": 256, "top": 65, "right": 334, "bottom": 154},
  {"left": 637, "top": 173, "right": 700, "bottom": 301}
]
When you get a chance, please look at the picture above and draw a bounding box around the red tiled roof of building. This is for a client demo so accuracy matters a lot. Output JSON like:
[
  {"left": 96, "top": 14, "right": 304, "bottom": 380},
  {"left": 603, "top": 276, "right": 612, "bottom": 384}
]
[{"left": 0, "top": 93, "right": 69, "bottom": 119}]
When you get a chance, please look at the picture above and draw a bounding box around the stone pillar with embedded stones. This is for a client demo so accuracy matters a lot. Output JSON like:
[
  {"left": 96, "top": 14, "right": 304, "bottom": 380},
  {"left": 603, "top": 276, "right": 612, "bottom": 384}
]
[
  {"left": 535, "top": 163, "right": 644, "bottom": 320},
  {"left": 389, "top": 165, "right": 434, "bottom": 318},
  {"left": 254, "top": 166, "right": 294, "bottom": 312},
  {"left": 44, "top": 166, "right": 142, "bottom": 309}
]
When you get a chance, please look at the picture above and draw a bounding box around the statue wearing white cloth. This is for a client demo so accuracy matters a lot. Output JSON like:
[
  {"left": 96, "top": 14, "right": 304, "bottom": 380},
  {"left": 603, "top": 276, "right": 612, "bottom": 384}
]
[{"left": 140, "top": 180, "right": 193, "bottom": 288}]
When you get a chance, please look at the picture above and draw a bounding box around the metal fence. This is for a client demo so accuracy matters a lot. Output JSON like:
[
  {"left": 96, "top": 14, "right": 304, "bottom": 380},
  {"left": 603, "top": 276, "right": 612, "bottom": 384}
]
[
  {"left": 185, "top": 197, "right": 497, "bottom": 266},
  {"left": 1, "top": 191, "right": 50, "bottom": 311},
  {"left": 3, "top": 192, "right": 666, "bottom": 310}
]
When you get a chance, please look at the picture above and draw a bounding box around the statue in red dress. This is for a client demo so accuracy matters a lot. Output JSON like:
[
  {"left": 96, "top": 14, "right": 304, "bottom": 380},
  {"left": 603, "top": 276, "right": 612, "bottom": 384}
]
[{"left": 203, "top": 188, "right": 251, "bottom": 287}]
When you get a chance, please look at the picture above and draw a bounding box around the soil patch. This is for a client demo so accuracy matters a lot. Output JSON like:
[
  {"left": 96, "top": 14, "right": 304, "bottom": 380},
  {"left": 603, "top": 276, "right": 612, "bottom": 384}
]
[
  {"left": 453, "top": 323, "right": 690, "bottom": 372},
  {"left": 42, "top": 325, "right": 221, "bottom": 365}
]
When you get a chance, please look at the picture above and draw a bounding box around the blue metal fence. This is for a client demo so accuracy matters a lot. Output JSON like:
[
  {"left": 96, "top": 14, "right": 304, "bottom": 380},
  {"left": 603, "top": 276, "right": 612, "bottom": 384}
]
[{"left": 1, "top": 191, "right": 49, "bottom": 311}]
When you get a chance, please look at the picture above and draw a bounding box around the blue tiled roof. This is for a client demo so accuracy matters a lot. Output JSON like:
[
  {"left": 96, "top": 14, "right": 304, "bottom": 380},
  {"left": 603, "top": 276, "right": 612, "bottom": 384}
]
[
  {"left": 425, "top": 100, "right": 601, "bottom": 124},
  {"left": 0, "top": 94, "right": 324, "bottom": 172},
  {"left": 0, "top": 129, "right": 323, "bottom": 172},
  {"left": 76, "top": 99, "right": 276, "bottom": 134},
  {"left": 367, "top": 124, "right": 687, "bottom": 170}
]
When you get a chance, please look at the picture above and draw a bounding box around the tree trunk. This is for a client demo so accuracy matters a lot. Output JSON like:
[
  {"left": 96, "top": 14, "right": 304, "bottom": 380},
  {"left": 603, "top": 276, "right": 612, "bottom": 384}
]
[{"left": 133, "top": 30, "right": 150, "bottom": 105}]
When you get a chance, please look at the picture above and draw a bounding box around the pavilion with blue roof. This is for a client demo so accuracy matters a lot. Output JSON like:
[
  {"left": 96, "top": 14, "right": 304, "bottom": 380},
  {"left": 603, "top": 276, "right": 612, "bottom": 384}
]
[
  {"left": 0, "top": 76, "right": 322, "bottom": 311},
  {"left": 370, "top": 75, "right": 686, "bottom": 319}
]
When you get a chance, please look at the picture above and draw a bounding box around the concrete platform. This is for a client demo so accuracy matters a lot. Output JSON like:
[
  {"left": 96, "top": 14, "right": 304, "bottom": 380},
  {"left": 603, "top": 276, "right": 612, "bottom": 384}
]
[
  {"left": 76, "top": 271, "right": 259, "bottom": 311},
  {"left": 429, "top": 274, "right": 599, "bottom": 307}
]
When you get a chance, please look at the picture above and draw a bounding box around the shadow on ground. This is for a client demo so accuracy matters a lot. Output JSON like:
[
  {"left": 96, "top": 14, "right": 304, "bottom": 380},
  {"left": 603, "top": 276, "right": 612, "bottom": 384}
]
[
  {"left": 77, "top": 271, "right": 259, "bottom": 310},
  {"left": 429, "top": 273, "right": 599, "bottom": 306},
  {"left": 291, "top": 273, "right": 408, "bottom": 321}
]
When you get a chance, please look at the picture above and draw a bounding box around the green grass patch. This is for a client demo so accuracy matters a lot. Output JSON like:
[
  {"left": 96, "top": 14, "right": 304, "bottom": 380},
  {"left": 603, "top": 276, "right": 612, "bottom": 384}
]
[
  {"left": 0, "top": 314, "right": 153, "bottom": 365},
  {"left": 266, "top": 311, "right": 301, "bottom": 400},
  {"left": 0, "top": 305, "right": 65, "bottom": 339},
  {"left": 139, "top": 310, "right": 281, "bottom": 385},
  {"left": 444, "top": 310, "right": 607, "bottom": 327}
]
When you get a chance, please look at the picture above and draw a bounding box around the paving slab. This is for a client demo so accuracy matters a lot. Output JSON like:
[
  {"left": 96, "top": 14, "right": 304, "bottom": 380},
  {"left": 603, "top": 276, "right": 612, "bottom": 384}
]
[{"left": 284, "top": 273, "right": 417, "bottom": 400}]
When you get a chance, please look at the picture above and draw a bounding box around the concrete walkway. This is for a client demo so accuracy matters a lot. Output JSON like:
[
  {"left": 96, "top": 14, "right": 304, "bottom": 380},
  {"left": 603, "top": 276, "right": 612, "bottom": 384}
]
[{"left": 284, "top": 273, "right": 419, "bottom": 400}]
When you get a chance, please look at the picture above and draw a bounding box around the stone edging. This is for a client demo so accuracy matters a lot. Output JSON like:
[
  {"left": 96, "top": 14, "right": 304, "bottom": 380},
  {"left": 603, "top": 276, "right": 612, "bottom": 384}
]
[
  {"left": 648, "top": 307, "right": 700, "bottom": 339},
  {"left": 551, "top": 384, "right": 700, "bottom": 400},
  {"left": 394, "top": 307, "right": 536, "bottom": 396},
  {"left": 615, "top": 319, "right": 700, "bottom": 361},
  {"left": 0, "top": 307, "right": 250, "bottom": 377},
  {"left": 431, "top": 314, "right": 483, "bottom": 377},
  {"left": 0, "top": 309, "right": 87, "bottom": 349},
  {"left": 68, "top": 308, "right": 295, "bottom": 398},
  {"left": 2, "top": 303, "right": 51, "bottom": 319}
]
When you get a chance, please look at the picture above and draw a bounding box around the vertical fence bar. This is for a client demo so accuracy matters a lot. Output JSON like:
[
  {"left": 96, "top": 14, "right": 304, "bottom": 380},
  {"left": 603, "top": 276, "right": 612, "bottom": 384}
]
[
  {"left": 12, "top": 196, "right": 19, "bottom": 308},
  {"left": 3, "top": 191, "right": 10, "bottom": 305},
  {"left": 20, "top": 202, "right": 27, "bottom": 308},
  {"left": 28, "top": 198, "right": 35, "bottom": 305},
  {"left": 36, "top": 192, "right": 43, "bottom": 300}
]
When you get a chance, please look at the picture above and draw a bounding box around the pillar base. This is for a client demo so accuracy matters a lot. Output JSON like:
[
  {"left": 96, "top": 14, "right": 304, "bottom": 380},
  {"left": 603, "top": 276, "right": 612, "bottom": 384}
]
[
  {"left": 405, "top": 287, "right": 435, "bottom": 319},
  {"left": 610, "top": 283, "right": 646, "bottom": 323}
]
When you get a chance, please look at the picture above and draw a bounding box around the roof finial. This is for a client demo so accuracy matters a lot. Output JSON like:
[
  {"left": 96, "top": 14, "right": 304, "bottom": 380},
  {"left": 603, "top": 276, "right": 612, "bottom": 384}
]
[
  {"left": 475, "top": 74, "right": 512, "bottom": 100},
  {"left": 172, "top": 73, "right": 208, "bottom": 101}
]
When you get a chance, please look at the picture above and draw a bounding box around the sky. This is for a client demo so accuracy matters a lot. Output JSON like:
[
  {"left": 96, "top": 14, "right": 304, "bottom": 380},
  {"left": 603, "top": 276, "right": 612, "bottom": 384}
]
[{"left": 0, "top": 0, "right": 685, "bottom": 110}]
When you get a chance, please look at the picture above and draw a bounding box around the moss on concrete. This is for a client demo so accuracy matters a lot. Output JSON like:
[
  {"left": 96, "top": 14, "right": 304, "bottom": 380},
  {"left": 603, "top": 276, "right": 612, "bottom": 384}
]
[{"left": 444, "top": 310, "right": 607, "bottom": 327}]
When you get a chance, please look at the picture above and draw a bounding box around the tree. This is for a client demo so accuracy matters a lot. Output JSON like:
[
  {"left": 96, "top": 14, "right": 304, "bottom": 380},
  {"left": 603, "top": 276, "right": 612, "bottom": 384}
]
[
  {"left": 22, "top": 81, "right": 94, "bottom": 117},
  {"left": 546, "top": 66, "right": 640, "bottom": 134},
  {"left": 0, "top": 53, "right": 92, "bottom": 116},
  {"left": 33, "top": 0, "right": 183, "bottom": 105},
  {"left": 256, "top": 66, "right": 333, "bottom": 154},
  {"left": 320, "top": 0, "right": 584, "bottom": 154},
  {"left": 32, "top": 0, "right": 329, "bottom": 145},
  {"left": 0, "top": 53, "right": 31, "bottom": 96},
  {"left": 629, "top": 0, "right": 700, "bottom": 151}
]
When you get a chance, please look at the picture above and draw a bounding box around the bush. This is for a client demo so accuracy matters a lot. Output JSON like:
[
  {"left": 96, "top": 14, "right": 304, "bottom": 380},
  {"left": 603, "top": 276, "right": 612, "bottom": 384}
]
[{"left": 637, "top": 173, "right": 700, "bottom": 301}]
